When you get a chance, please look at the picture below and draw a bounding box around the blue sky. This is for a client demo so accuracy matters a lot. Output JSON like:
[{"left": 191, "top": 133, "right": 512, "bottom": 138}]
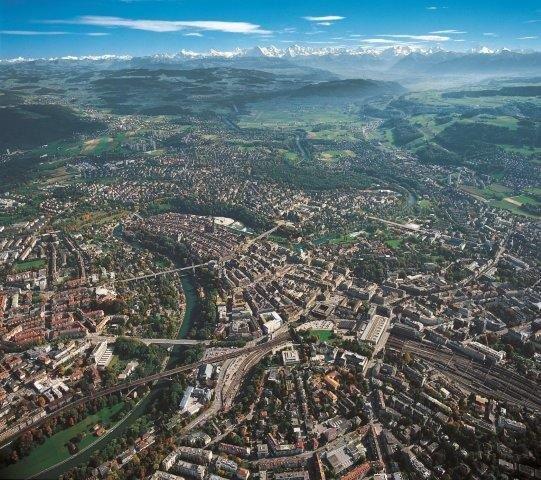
[{"left": 1, "top": 0, "right": 540, "bottom": 58}]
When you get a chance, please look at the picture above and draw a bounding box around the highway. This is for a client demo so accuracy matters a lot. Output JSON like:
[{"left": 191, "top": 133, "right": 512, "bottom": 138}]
[{"left": 0, "top": 332, "right": 291, "bottom": 449}]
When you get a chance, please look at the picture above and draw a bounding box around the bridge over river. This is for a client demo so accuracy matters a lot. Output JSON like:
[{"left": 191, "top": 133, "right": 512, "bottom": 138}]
[{"left": 87, "top": 334, "right": 208, "bottom": 346}]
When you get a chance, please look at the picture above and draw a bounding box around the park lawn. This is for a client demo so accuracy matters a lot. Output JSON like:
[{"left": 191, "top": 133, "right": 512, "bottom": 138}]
[
  {"left": 320, "top": 150, "right": 355, "bottom": 162},
  {"left": 13, "top": 258, "right": 46, "bottom": 272},
  {"left": 386, "top": 239, "right": 403, "bottom": 249},
  {"left": 328, "top": 235, "right": 358, "bottom": 246},
  {"left": 311, "top": 330, "right": 333, "bottom": 341},
  {"left": 278, "top": 149, "right": 300, "bottom": 164},
  {"left": 418, "top": 199, "right": 432, "bottom": 209},
  {"left": 0, "top": 402, "right": 125, "bottom": 479}
]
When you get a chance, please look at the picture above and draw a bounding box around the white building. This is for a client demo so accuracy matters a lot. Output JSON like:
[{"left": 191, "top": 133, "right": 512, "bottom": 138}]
[
  {"left": 282, "top": 349, "right": 300, "bottom": 366},
  {"left": 360, "top": 315, "right": 389, "bottom": 345},
  {"left": 261, "top": 311, "right": 283, "bottom": 335}
]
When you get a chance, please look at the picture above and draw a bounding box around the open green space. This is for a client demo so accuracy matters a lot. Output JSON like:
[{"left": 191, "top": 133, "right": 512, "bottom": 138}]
[
  {"left": 417, "top": 199, "right": 432, "bottom": 210},
  {"left": 0, "top": 403, "right": 125, "bottom": 479},
  {"left": 385, "top": 239, "right": 403, "bottom": 249},
  {"left": 320, "top": 150, "right": 355, "bottom": 162},
  {"left": 462, "top": 184, "right": 540, "bottom": 218},
  {"left": 60, "top": 210, "right": 128, "bottom": 232},
  {"left": 238, "top": 101, "right": 361, "bottom": 130},
  {"left": 13, "top": 258, "right": 46, "bottom": 272},
  {"left": 311, "top": 330, "right": 333, "bottom": 341}
]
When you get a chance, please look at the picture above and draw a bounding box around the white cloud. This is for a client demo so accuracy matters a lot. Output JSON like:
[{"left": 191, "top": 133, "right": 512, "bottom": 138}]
[
  {"left": 184, "top": 32, "right": 203, "bottom": 37},
  {"left": 380, "top": 34, "right": 450, "bottom": 41},
  {"left": 363, "top": 38, "right": 406, "bottom": 44},
  {"left": 303, "top": 16, "right": 345, "bottom": 22},
  {"left": 316, "top": 22, "right": 332, "bottom": 26},
  {"left": 430, "top": 29, "right": 466, "bottom": 34},
  {"left": 524, "top": 19, "right": 541, "bottom": 24},
  {"left": 426, "top": 6, "right": 438, "bottom": 10},
  {"left": 517, "top": 36, "right": 539, "bottom": 40},
  {"left": 483, "top": 32, "right": 498, "bottom": 37},
  {"left": 54, "top": 16, "right": 271, "bottom": 34},
  {"left": 87, "top": 32, "right": 110, "bottom": 36},
  {"left": 1, "top": 30, "right": 69, "bottom": 35}
]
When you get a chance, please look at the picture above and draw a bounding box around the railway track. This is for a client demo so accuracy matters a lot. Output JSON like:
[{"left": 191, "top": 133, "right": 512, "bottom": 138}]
[
  {"left": 387, "top": 336, "right": 541, "bottom": 411},
  {"left": 0, "top": 333, "right": 291, "bottom": 448}
]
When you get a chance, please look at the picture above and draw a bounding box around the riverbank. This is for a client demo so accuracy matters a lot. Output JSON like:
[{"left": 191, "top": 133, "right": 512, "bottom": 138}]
[
  {"left": 34, "top": 392, "right": 156, "bottom": 480},
  {"left": 3, "top": 229, "right": 202, "bottom": 479},
  {"left": 0, "top": 403, "right": 125, "bottom": 480},
  {"left": 178, "top": 275, "right": 198, "bottom": 339},
  {"left": 38, "top": 274, "right": 200, "bottom": 477}
]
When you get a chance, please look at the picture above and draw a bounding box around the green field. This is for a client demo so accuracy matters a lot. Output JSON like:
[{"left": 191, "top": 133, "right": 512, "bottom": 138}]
[
  {"left": 13, "top": 258, "right": 46, "bottom": 272},
  {"left": 462, "top": 184, "right": 540, "bottom": 218},
  {"left": 385, "top": 239, "right": 403, "bottom": 249},
  {"left": 278, "top": 149, "right": 300, "bottom": 164},
  {"left": 61, "top": 209, "right": 128, "bottom": 231},
  {"left": 417, "top": 199, "right": 432, "bottom": 210},
  {"left": 313, "top": 232, "right": 361, "bottom": 246},
  {"left": 320, "top": 150, "right": 355, "bottom": 162},
  {"left": 311, "top": 330, "right": 333, "bottom": 341},
  {"left": 238, "top": 101, "right": 360, "bottom": 130},
  {"left": 462, "top": 183, "right": 513, "bottom": 201},
  {"left": 0, "top": 403, "right": 125, "bottom": 479}
]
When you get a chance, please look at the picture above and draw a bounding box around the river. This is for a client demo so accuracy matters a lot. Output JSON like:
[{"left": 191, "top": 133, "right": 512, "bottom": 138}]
[
  {"left": 34, "top": 392, "right": 156, "bottom": 479},
  {"left": 10, "top": 224, "right": 201, "bottom": 479}
]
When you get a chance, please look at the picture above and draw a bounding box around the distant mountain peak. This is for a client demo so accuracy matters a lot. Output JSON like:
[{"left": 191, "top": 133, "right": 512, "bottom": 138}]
[{"left": 2, "top": 46, "right": 540, "bottom": 78}]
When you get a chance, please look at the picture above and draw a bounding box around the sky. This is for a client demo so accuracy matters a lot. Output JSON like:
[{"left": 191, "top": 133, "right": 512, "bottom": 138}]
[{"left": 0, "top": 0, "right": 540, "bottom": 58}]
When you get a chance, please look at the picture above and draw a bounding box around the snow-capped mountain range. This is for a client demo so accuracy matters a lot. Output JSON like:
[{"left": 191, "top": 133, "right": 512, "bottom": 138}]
[
  {"left": 2, "top": 45, "right": 540, "bottom": 79},
  {"left": 0, "top": 44, "right": 532, "bottom": 63}
]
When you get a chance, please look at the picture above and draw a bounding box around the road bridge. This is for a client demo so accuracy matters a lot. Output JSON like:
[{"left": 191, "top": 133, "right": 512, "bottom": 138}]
[
  {"left": 87, "top": 334, "right": 208, "bottom": 346},
  {"left": 0, "top": 333, "right": 291, "bottom": 449},
  {"left": 115, "top": 221, "right": 283, "bottom": 283},
  {"left": 117, "top": 261, "right": 214, "bottom": 283}
]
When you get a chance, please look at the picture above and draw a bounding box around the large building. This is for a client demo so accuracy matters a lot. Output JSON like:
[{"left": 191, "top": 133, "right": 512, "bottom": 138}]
[
  {"left": 282, "top": 349, "right": 300, "bottom": 366},
  {"left": 360, "top": 315, "right": 389, "bottom": 346}
]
